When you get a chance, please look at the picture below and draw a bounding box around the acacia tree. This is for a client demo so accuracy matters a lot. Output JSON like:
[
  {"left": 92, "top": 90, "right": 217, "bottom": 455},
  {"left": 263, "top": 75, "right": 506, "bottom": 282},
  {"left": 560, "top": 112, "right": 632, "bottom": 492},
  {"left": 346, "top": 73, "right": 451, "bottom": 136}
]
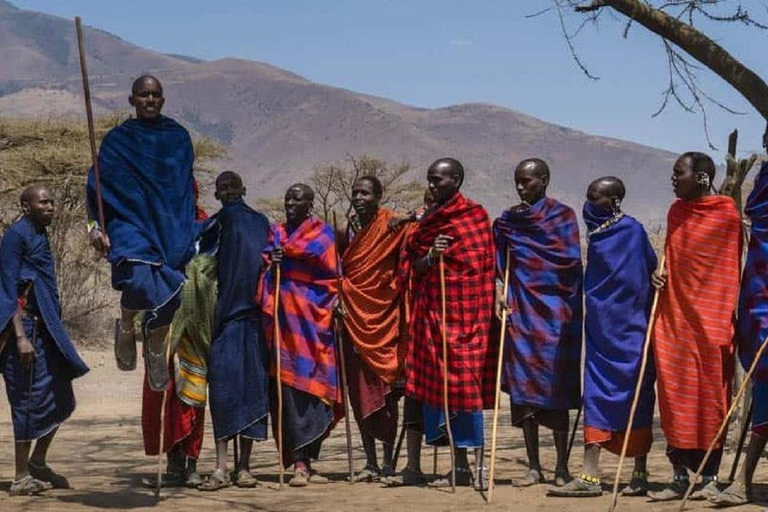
[{"left": 551, "top": 1, "right": 767, "bottom": 141}]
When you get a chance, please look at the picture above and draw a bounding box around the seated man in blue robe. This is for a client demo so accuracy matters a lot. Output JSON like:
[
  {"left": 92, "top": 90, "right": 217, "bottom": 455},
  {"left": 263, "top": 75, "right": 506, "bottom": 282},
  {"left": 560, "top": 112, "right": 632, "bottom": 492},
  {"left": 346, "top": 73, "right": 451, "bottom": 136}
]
[
  {"left": 87, "top": 74, "right": 201, "bottom": 389},
  {"left": 197, "top": 171, "right": 271, "bottom": 491},
  {"left": 0, "top": 184, "right": 89, "bottom": 496}
]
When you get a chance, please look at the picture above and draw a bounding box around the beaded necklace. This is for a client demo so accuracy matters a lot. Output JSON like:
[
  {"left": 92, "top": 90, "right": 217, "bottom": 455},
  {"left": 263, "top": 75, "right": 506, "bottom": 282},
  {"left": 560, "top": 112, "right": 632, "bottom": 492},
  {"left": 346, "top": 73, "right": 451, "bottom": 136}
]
[{"left": 587, "top": 212, "right": 624, "bottom": 241}]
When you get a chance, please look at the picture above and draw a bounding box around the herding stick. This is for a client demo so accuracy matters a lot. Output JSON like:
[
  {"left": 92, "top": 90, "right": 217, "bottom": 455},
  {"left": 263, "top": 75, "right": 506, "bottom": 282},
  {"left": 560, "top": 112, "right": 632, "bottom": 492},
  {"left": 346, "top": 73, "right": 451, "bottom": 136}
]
[
  {"left": 438, "top": 255, "right": 457, "bottom": 492},
  {"left": 608, "top": 254, "right": 665, "bottom": 512},
  {"left": 566, "top": 404, "right": 582, "bottom": 466},
  {"left": 679, "top": 333, "right": 768, "bottom": 510},
  {"left": 728, "top": 398, "right": 753, "bottom": 483},
  {"left": 156, "top": 327, "right": 174, "bottom": 497},
  {"left": 487, "top": 249, "right": 511, "bottom": 503},
  {"left": 332, "top": 211, "right": 355, "bottom": 483},
  {"left": 274, "top": 262, "right": 285, "bottom": 489},
  {"left": 75, "top": 17, "right": 106, "bottom": 232},
  {"left": 392, "top": 422, "right": 407, "bottom": 471}
]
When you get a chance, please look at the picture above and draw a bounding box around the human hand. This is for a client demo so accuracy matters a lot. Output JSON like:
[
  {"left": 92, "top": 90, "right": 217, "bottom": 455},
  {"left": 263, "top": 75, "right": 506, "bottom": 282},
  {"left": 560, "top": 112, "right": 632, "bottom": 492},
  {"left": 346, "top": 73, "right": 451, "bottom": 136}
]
[
  {"left": 431, "top": 234, "right": 454, "bottom": 256},
  {"left": 271, "top": 247, "right": 284, "bottom": 265},
  {"left": 89, "top": 229, "right": 111, "bottom": 259},
  {"left": 651, "top": 268, "right": 667, "bottom": 290},
  {"left": 494, "top": 288, "right": 510, "bottom": 321},
  {"left": 16, "top": 335, "right": 36, "bottom": 370}
]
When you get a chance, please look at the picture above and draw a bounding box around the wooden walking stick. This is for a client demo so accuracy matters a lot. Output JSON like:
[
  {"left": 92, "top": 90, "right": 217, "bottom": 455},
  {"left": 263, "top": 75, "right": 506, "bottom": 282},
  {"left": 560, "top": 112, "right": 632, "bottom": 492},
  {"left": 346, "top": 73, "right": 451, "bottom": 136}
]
[
  {"left": 608, "top": 254, "right": 666, "bottom": 512},
  {"left": 392, "top": 422, "right": 407, "bottom": 472},
  {"left": 75, "top": 17, "right": 106, "bottom": 233},
  {"left": 274, "top": 262, "right": 285, "bottom": 490},
  {"left": 433, "top": 446, "right": 439, "bottom": 476},
  {"left": 487, "top": 248, "right": 511, "bottom": 503},
  {"left": 438, "top": 254, "right": 457, "bottom": 492},
  {"left": 156, "top": 327, "right": 174, "bottom": 497},
  {"left": 332, "top": 211, "right": 355, "bottom": 483},
  {"left": 566, "top": 404, "right": 582, "bottom": 466},
  {"left": 728, "top": 398, "right": 754, "bottom": 483},
  {"left": 679, "top": 333, "right": 768, "bottom": 510}
]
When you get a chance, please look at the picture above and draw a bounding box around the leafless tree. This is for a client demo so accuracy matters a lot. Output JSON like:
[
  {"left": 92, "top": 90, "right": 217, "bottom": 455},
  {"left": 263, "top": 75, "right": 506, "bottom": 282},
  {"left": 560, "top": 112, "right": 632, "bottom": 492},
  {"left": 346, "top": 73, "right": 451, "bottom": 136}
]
[{"left": 544, "top": 1, "right": 768, "bottom": 148}]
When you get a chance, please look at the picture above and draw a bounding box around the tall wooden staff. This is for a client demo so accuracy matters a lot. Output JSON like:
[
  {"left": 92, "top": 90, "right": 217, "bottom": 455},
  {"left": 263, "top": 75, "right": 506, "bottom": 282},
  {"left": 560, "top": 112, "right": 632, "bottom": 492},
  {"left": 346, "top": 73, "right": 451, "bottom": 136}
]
[
  {"left": 679, "top": 334, "right": 768, "bottom": 510},
  {"left": 608, "top": 254, "right": 665, "bottom": 512},
  {"left": 566, "top": 405, "right": 582, "bottom": 465},
  {"left": 487, "top": 248, "right": 511, "bottom": 503},
  {"left": 438, "top": 255, "right": 457, "bottom": 492},
  {"left": 74, "top": 17, "right": 106, "bottom": 232},
  {"left": 728, "top": 399, "right": 753, "bottom": 482},
  {"left": 332, "top": 211, "right": 355, "bottom": 483},
  {"left": 274, "top": 262, "right": 285, "bottom": 489},
  {"left": 155, "top": 328, "right": 174, "bottom": 497}
]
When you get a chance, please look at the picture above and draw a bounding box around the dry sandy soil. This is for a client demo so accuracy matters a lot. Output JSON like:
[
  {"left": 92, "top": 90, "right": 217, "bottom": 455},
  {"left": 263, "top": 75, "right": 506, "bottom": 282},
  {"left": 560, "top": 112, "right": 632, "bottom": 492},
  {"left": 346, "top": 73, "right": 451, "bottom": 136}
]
[{"left": 1, "top": 347, "right": 767, "bottom": 511}]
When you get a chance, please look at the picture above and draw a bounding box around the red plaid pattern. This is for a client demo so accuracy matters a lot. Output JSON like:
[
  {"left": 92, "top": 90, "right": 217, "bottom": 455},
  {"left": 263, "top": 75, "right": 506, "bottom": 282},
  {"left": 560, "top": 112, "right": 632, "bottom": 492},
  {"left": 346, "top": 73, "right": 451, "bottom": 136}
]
[{"left": 400, "top": 193, "right": 495, "bottom": 411}]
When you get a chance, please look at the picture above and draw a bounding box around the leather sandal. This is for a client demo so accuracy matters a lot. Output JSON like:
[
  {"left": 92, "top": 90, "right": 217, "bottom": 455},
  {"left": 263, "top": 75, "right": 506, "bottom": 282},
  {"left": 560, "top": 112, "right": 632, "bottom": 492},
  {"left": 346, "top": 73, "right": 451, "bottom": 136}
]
[
  {"left": 114, "top": 319, "right": 137, "bottom": 371},
  {"left": 9, "top": 475, "right": 52, "bottom": 496}
]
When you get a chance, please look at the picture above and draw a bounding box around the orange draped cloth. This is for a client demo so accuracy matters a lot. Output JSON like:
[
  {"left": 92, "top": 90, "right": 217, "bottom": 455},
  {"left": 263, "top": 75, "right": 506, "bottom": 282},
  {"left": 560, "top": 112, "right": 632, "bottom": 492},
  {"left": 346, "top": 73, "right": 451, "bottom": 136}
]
[
  {"left": 652, "top": 196, "right": 742, "bottom": 451},
  {"left": 583, "top": 426, "right": 653, "bottom": 458},
  {"left": 341, "top": 208, "right": 408, "bottom": 384}
]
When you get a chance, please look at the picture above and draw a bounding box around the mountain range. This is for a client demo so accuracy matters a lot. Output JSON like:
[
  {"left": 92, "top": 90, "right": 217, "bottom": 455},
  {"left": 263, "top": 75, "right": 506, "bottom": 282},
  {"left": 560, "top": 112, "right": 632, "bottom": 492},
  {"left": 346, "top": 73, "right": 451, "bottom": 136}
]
[{"left": 0, "top": 0, "right": 677, "bottom": 223}]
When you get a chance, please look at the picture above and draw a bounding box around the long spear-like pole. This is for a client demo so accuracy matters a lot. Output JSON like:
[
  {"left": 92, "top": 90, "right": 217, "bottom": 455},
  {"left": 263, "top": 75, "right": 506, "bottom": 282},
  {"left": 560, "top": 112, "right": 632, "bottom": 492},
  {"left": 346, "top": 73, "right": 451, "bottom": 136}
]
[
  {"left": 75, "top": 17, "right": 106, "bottom": 231},
  {"left": 487, "top": 248, "right": 511, "bottom": 503},
  {"left": 332, "top": 211, "right": 355, "bottom": 483},
  {"left": 608, "top": 254, "right": 665, "bottom": 512},
  {"left": 679, "top": 334, "right": 768, "bottom": 510},
  {"left": 274, "top": 262, "right": 285, "bottom": 490},
  {"left": 439, "top": 255, "right": 457, "bottom": 492}
]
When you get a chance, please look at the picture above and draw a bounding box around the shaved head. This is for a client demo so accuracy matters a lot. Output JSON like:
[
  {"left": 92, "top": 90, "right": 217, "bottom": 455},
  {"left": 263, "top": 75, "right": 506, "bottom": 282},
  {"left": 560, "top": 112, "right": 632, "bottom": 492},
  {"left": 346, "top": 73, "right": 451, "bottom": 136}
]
[
  {"left": 428, "top": 157, "right": 464, "bottom": 187},
  {"left": 588, "top": 176, "right": 625, "bottom": 201},
  {"left": 215, "top": 170, "right": 243, "bottom": 189},
  {"left": 287, "top": 183, "right": 315, "bottom": 202},
  {"left": 427, "top": 157, "right": 464, "bottom": 204},
  {"left": 132, "top": 74, "right": 163, "bottom": 95},
  {"left": 20, "top": 183, "right": 49, "bottom": 207},
  {"left": 516, "top": 158, "right": 550, "bottom": 180}
]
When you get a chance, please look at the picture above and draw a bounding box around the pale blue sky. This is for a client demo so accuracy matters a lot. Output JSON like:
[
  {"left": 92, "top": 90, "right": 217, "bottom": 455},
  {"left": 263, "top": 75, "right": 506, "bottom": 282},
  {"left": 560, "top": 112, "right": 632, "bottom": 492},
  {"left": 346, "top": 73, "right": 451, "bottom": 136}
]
[{"left": 11, "top": 0, "right": 768, "bottom": 158}]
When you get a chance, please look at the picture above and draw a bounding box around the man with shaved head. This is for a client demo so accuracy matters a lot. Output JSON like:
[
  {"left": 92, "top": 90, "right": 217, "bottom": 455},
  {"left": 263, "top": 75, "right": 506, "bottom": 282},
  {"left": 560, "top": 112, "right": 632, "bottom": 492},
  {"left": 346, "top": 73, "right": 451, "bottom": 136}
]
[
  {"left": 260, "top": 183, "right": 340, "bottom": 486},
  {"left": 549, "top": 177, "right": 657, "bottom": 498},
  {"left": 494, "top": 157, "right": 582, "bottom": 487},
  {"left": 648, "top": 152, "right": 741, "bottom": 502},
  {"left": 392, "top": 157, "right": 495, "bottom": 490},
  {"left": 87, "top": 74, "right": 206, "bottom": 486},
  {"left": 196, "top": 171, "right": 271, "bottom": 490},
  {"left": 1, "top": 185, "right": 89, "bottom": 495}
]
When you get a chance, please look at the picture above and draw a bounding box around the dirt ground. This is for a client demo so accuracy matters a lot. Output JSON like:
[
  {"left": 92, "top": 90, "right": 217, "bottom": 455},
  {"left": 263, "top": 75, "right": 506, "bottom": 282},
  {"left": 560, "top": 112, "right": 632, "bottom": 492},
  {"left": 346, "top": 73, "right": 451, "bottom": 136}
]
[{"left": 1, "top": 347, "right": 767, "bottom": 512}]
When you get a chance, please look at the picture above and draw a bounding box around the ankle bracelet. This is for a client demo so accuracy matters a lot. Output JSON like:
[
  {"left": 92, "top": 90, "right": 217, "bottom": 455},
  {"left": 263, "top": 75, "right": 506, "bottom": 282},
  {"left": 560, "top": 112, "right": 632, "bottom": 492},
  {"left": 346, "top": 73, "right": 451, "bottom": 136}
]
[{"left": 578, "top": 473, "right": 601, "bottom": 484}]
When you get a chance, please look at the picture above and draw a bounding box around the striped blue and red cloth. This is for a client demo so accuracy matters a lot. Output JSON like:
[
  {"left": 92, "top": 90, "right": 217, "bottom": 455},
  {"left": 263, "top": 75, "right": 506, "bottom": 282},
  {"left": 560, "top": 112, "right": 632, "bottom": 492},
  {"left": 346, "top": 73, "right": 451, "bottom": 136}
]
[
  {"left": 739, "top": 161, "right": 768, "bottom": 435},
  {"left": 493, "top": 197, "right": 583, "bottom": 412},
  {"left": 260, "top": 216, "right": 340, "bottom": 405}
]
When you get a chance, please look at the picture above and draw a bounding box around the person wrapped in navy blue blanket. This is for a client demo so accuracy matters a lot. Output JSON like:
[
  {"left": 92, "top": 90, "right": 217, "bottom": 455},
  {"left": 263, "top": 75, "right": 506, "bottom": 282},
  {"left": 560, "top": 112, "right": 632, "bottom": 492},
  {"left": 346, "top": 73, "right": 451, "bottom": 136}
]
[
  {"left": 86, "top": 75, "right": 205, "bottom": 487},
  {"left": 196, "top": 171, "right": 271, "bottom": 491},
  {"left": 0, "top": 184, "right": 89, "bottom": 496}
]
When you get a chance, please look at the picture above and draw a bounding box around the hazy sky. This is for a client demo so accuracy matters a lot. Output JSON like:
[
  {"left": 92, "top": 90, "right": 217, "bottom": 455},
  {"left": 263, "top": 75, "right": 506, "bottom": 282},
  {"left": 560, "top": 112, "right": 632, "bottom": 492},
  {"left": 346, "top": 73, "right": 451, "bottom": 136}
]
[{"left": 11, "top": 0, "right": 768, "bottom": 159}]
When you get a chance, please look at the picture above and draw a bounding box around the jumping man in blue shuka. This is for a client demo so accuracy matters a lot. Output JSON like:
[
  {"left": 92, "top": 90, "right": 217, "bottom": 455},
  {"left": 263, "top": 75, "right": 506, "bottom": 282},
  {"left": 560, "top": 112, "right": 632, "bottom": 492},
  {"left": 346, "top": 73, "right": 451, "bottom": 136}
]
[{"left": 0, "top": 184, "right": 89, "bottom": 496}]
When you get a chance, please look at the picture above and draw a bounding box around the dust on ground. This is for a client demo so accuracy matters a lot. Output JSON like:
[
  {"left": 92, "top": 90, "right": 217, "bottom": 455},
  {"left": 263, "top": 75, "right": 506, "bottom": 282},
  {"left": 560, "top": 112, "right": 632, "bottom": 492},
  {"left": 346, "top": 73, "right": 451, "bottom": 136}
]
[{"left": 1, "top": 347, "right": 767, "bottom": 511}]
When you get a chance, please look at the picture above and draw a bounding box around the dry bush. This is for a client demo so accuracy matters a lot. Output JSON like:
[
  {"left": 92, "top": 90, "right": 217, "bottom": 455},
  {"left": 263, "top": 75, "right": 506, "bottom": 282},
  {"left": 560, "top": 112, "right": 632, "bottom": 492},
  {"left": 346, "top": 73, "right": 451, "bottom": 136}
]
[
  {"left": 310, "top": 155, "right": 423, "bottom": 222},
  {"left": 0, "top": 115, "right": 223, "bottom": 344}
]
